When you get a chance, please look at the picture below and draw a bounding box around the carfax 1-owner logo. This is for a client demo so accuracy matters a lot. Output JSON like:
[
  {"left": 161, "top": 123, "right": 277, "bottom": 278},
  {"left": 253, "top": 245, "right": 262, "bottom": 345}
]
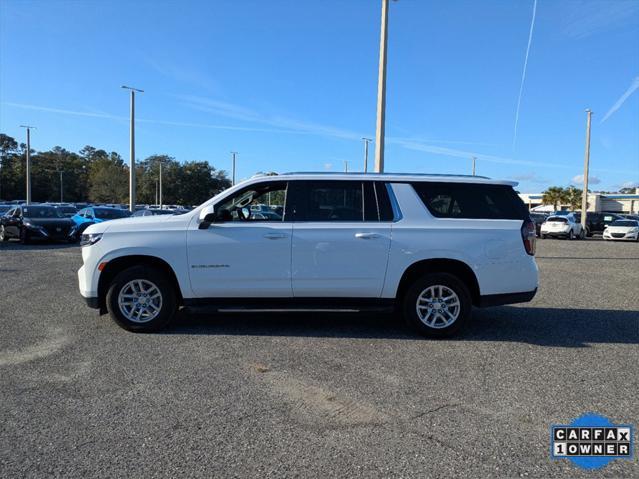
[{"left": 551, "top": 413, "right": 634, "bottom": 470}]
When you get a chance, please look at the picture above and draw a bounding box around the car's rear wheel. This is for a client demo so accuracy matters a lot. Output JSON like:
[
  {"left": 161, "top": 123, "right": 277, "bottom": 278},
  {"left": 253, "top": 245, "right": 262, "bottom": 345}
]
[
  {"left": 540, "top": 233, "right": 546, "bottom": 239},
  {"left": 579, "top": 229, "right": 585, "bottom": 240},
  {"left": 106, "top": 266, "right": 177, "bottom": 332},
  {"left": 568, "top": 230, "right": 574, "bottom": 240},
  {"left": 402, "top": 273, "right": 472, "bottom": 338}
]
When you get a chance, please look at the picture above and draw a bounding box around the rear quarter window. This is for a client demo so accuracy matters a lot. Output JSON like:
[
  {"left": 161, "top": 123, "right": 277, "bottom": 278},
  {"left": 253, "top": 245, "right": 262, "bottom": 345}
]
[{"left": 411, "top": 182, "right": 527, "bottom": 220}]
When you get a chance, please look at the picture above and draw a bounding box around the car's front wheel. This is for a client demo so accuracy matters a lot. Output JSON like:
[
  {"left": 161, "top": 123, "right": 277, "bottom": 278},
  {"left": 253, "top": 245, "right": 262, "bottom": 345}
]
[
  {"left": 0, "top": 226, "right": 8, "bottom": 242},
  {"left": 402, "top": 273, "right": 472, "bottom": 338},
  {"left": 19, "top": 227, "right": 29, "bottom": 244},
  {"left": 106, "top": 266, "right": 177, "bottom": 332},
  {"left": 568, "top": 230, "right": 574, "bottom": 240}
]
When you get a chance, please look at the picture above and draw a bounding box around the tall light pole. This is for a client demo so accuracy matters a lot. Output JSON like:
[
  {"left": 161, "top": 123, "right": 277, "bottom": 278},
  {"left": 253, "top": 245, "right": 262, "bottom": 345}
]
[
  {"left": 581, "top": 109, "right": 592, "bottom": 231},
  {"left": 374, "top": 0, "right": 392, "bottom": 173},
  {"left": 231, "top": 151, "right": 238, "bottom": 185},
  {"left": 59, "top": 171, "right": 64, "bottom": 203},
  {"left": 362, "top": 137, "right": 372, "bottom": 173},
  {"left": 122, "top": 85, "right": 143, "bottom": 211},
  {"left": 472, "top": 156, "right": 476, "bottom": 176},
  {"left": 19, "top": 125, "right": 35, "bottom": 205},
  {"left": 159, "top": 160, "right": 163, "bottom": 209},
  {"left": 344, "top": 160, "right": 349, "bottom": 172}
]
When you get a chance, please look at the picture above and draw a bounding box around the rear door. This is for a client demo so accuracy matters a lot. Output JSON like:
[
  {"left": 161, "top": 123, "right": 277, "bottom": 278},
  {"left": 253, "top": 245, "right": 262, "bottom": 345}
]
[{"left": 289, "top": 180, "right": 391, "bottom": 297}]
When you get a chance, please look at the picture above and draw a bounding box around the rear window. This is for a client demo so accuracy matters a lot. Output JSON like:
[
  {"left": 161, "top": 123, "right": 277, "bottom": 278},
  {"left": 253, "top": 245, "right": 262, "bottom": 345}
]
[
  {"left": 547, "top": 217, "right": 568, "bottom": 223},
  {"left": 411, "top": 182, "right": 526, "bottom": 220}
]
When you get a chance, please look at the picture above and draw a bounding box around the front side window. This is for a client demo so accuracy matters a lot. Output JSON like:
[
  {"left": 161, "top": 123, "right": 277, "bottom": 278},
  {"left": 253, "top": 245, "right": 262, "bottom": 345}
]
[
  {"left": 412, "top": 182, "right": 527, "bottom": 220},
  {"left": 215, "top": 181, "right": 287, "bottom": 222}
]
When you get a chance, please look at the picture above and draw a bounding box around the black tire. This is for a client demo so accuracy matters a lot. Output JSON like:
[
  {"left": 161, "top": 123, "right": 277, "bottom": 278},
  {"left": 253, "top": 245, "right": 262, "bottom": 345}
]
[
  {"left": 540, "top": 234, "right": 546, "bottom": 239},
  {"left": 0, "top": 225, "right": 8, "bottom": 242},
  {"left": 402, "top": 273, "right": 472, "bottom": 338},
  {"left": 105, "top": 265, "right": 177, "bottom": 332},
  {"left": 19, "top": 227, "right": 29, "bottom": 245},
  {"left": 568, "top": 230, "right": 574, "bottom": 240}
]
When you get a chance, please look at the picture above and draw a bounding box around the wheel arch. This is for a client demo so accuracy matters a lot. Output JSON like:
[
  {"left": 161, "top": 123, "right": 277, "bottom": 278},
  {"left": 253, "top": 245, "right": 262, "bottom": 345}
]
[
  {"left": 97, "top": 255, "right": 183, "bottom": 312},
  {"left": 395, "top": 258, "right": 481, "bottom": 306}
]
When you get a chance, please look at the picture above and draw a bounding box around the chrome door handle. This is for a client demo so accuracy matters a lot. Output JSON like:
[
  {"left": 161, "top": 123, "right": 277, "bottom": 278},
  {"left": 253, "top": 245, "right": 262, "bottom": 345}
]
[
  {"left": 263, "top": 233, "right": 288, "bottom": 239},
  {"left": 355, "top": 232, "right": 380, "bottom": 239}
]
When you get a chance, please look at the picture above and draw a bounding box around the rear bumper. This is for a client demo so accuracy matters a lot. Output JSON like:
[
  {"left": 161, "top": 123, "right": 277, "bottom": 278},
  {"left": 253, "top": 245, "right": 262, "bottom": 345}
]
[{"left": 478, "top": 289, "right": 537, "bottom": 307}]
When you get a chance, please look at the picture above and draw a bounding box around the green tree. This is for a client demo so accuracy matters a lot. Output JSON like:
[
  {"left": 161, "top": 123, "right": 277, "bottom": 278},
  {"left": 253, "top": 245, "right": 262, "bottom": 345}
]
[
  {"left": 564, "top": 185, "right": 583, "bottom": 211},
  {"left": 541, "top": 186, "right": 568, "bottom": 210},
  {"left": 87, "top": 152, "right": 128, "bottom": 203}
]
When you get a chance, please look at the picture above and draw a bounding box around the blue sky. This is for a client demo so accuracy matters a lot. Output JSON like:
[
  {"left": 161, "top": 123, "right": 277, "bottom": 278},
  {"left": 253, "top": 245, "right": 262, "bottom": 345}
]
[{"left": 1, "top": 0, "right": 638, "bottom": 193}]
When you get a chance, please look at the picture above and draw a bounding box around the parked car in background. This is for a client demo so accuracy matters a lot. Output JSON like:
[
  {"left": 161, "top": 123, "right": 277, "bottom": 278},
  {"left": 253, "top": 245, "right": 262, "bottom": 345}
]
[
  {"left": 70, "top": 206, "right": 131, "bottom": 238},
  {"left": 540, "top": 214, "right": 584, "bottom": 239},
  {"left": 78, "top": 172, "right": 538, "bottom": 337},
  {"left": 0, "top": 204, "right": 12, "bottom": 216},
  {"left": 529, "top": 213, "right": 547, "bottom": 237},
  {"left": 603, "top": 219, "right": 639, "bottom": 242},
  {"left": 54, "top": 205, "right": 78, "bottom": 218},
  {"left": 573, "top": 212, "right": 623, "bottom": 236},
  {"left": 0, "top": 205, "right": 75, "bottom": 243},
  {"left": 132, "top": 209, "right": 176, "bottom": 217}
]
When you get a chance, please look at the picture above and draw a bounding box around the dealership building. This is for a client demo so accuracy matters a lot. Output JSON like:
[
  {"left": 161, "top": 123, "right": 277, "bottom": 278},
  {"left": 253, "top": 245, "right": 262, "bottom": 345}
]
[{"left": 519, "top": 190, "right": 639, "bottom": 214}]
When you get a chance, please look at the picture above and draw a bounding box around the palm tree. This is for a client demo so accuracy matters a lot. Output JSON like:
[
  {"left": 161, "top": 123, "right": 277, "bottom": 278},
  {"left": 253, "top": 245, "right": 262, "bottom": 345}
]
[
  {"left": 541, "top": 186, "right": 568, "bottom": 211},
  {"left": 564, "top": 186, "right": 583, "bottom": 211}
]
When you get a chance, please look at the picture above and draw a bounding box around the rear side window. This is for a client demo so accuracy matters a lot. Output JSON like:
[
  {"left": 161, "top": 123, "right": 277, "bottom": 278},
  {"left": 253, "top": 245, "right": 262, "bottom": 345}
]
[
  {"left": 411, "top": 182, "right": 526, "bottom": 220},
  {"left": 294, "top": 181, "right": 364, "bottom": 221}
]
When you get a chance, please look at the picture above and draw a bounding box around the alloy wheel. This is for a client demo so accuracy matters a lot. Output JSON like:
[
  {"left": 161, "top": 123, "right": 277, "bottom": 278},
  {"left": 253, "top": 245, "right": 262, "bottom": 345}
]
[
  {"left": 415, "top": 285, "right": 461, "bottom": 329},
  {"left": 117, "top": 279, "right": 163, "bottom": 323}
]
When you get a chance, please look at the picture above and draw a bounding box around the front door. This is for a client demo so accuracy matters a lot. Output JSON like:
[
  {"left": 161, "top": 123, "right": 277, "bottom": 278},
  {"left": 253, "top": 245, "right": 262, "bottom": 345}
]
[
  {"left": 290, "top": 180, "right": 391, "bottom": 297},
  {"left": 187, "top": 181, "right": 293, "bottom": 298}
]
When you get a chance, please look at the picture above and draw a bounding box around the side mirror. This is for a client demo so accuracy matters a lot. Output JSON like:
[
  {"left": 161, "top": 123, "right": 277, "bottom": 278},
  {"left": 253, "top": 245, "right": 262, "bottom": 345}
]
[{"left": 198, "top": 205, "right": 216, "bottom": 229}]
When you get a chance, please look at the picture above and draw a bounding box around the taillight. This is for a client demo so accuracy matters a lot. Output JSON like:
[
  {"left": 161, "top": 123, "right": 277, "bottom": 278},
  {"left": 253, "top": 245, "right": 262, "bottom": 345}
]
[{"left": 521, "top": 218, "right": 536, "bottom": 256}]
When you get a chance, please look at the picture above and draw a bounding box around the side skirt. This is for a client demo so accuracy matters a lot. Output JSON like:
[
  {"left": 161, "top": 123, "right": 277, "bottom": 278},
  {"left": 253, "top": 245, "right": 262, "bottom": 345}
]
[{"left": 182, "top": 297, "right": 396, "bottom": 314}]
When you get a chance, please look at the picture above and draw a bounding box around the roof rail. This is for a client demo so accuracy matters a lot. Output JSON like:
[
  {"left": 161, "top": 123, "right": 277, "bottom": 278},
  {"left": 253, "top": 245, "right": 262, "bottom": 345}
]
[{"left": 280, "top": 171, "right": 490, "bottom": 179}]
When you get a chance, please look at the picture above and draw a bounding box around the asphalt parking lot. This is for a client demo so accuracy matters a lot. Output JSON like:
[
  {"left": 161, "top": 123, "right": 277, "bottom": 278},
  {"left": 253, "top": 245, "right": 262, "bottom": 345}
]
[{"left": 1, "top": 238, "right": 637, "bottom": 478}]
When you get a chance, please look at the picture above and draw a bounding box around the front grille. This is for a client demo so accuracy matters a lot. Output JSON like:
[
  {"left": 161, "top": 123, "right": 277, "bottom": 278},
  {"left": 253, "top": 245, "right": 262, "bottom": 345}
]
[
  {"left": 611, "top": 233, "right": 625, "bottom": 238},
  {"left": 43, "top": 224, "right": 71, "bottom": 238}
]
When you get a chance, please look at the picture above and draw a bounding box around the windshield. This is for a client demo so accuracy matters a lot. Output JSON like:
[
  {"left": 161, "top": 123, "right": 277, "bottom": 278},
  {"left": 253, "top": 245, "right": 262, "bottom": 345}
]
[
  {"left": 58, "top": 206, "right": 77, "bottom": 214},
  {"left": 546, "top": 217, "right": 567, "bottom": 223},
  {"left": 610, "top": 220, "right": 637, "bottom": 227},
  {"left": 23, "top": 206, "right": 64, "bottom": 218},
  {"left": 94, "top": 208, "right": 130, "bottom": 219}
]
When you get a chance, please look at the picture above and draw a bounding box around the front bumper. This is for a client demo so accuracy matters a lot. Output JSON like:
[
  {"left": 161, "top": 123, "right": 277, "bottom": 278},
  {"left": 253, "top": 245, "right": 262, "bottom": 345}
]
[
  {"left": 26, "top": 225, "right": 77, "bottom": 241},
  {"left": 83, "top": 296, "right": 100, "bottom": 309},
  {"left": 603, "top": 231, "right": 639, "bottom": 240}
]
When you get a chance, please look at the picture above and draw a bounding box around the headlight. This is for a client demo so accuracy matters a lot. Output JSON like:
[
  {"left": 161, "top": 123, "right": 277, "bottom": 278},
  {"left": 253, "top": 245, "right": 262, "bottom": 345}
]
[
  {"left": 24, "top": 222, "right": 43, "bottom": 230},
  {"left": 80, "top": 233, "right": 103, "bottom": 246}
]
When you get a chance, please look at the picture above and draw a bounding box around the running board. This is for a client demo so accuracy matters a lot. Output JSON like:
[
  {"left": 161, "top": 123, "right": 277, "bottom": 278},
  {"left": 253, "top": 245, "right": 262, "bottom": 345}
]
[{"left": 183, "top": 298, "right": 395, "bottom": 314}]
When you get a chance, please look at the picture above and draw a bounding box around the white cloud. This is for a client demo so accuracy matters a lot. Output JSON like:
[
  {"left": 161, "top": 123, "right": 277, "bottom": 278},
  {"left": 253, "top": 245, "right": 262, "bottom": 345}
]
[
  {"left": 510, "top": 172, "right": 549, "bottom": 183},
  {"left": 563, "top": 0, "right": 639, "bottom": 39},
  {"left": 323, "top": 163, "right": 333, "bottom": 170},
  {"left": 621, "top": 181, "right": 639, "bottom": 188},
  {"left": 572, "top": 174, "right": 601, "bottom": 185}
]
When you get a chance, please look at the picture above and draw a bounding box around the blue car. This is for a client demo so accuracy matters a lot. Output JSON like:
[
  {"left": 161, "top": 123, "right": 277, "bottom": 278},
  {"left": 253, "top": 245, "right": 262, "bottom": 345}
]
[{"left": 70, "top": 206, "right": 131, "bottom": 238}]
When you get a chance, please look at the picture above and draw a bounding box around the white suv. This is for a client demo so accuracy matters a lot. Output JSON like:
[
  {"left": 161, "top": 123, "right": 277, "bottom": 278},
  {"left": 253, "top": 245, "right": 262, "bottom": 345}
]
[{"left": 78, "top": 173, "right": 538, "bottom": 337}]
